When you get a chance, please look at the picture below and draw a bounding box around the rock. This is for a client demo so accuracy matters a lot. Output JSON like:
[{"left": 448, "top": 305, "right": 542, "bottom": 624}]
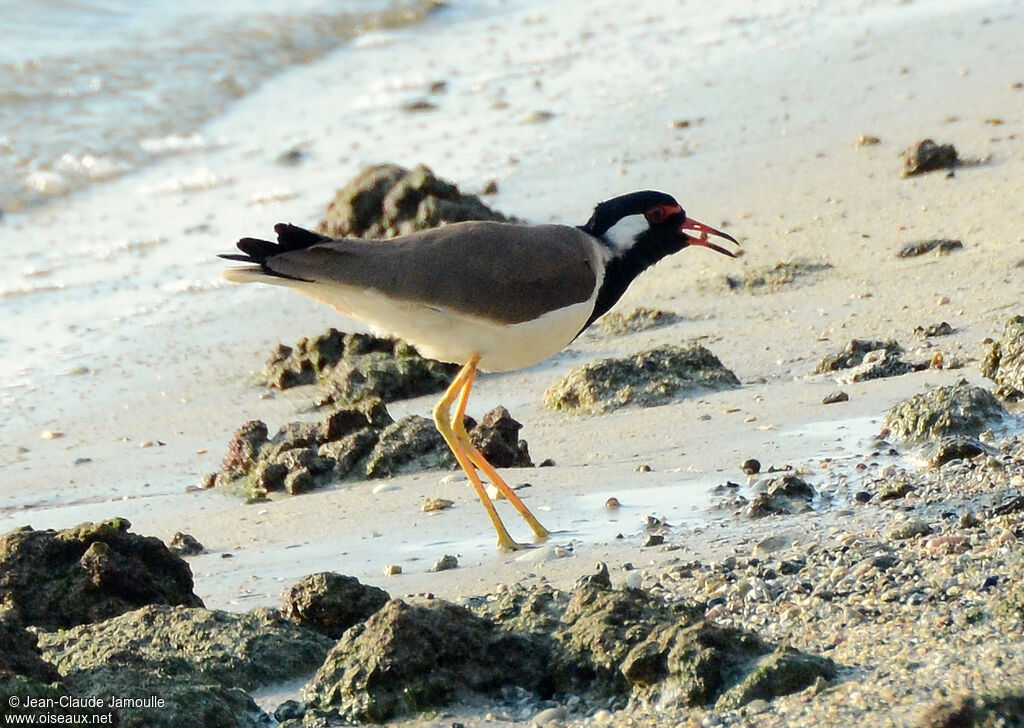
[
  {"left": 741, "top": 459, "right": 761, "bottom": 475},
  {"left": 38, "top": 605, "right": 333, "bottom": 728},
  {"left": 898, "top": 239, "right": 964, "bottom": 258},
  {"left": 813, "top": 339, "right": 903, "bottom": 374},
  {"left": 594, "top": 306, "right": 682, "bottom": 336},
  {"left": 317, "top": 343, "right": 458, "bottom": 409},
  {"left": 422, "top": 497, "right": 454, "bottom": 512},
  {"left": 302, "top": 598, "right": 548, "bottom": 724},
  {"left": 531, "top": 705, "right": 568, "bottom": 726},
  {"left": 40, "top": 604, "right": 332, "bottom": 692},
  {"left": 544, "top": 344, "right": 740, "bottom": 414},
  {"left": 167, "top": 532, "right": 204, "bottom": 556},
  {"left": 981, "top": 314, "right": 1024, "bottom": 401},
  {"left": 903, "top": 139, "right": 959, "bottom": 176},
  {"left": 883, "top": 379, "right": 1006, "bottom": 442},
  {"left": 915, "top": 321, "right": 955, "bottom": 337},
  {"left": 0, "top": 610, "right": 60, "bottom": 688},
  {"left": 822, "top": 390, "right": 849, "bottom": 404},
  {"left": 257, "top": 328, "right": 347, "bottom": 389},
  {"left": 218, "top": 420, "right": 269, "bottom": 481},
  {"left": 715, "top": 647, "right": 836, "bottom": 710},
  {"left": 281, "top": 572, "right": 390, "bottom": 639},
  {"left": 841, "top": 347, "right": 918, "bottom": 383},
  {"left": 923, "top": 436, "right": 989, "bottom": 468},
  {"left": 891, "top": 518, "right": 933, "bottom": 540},
  {"left": 0, "top": 519, "right": 203, "bottom": 630},
  {"left": 470, "top": 406, "right": 533, "bottom": 468},
  {"left": 215, "top": 399, "right": 536, "bottom": 497},
  {"left": 257, "top": 329, "right": 458, "bottom": 406},
  {"left": 747, "top": 475, "right": 816, "bottom": 518},
  {"left": 362, "top": 415, "right": 453, "bottom": 478},
  {"left": 917, "top": 692, "right": 1024, "bottom": 727},
  {"left": 620, "top": 619, "right": 766, "bottom": 707},
  {"left": 723, "top": 259, "right": 831, "bottom": 292},
  {"left": 878, "top": 479, "right": 916, "bottom": 501},
  {"left": 431, "top": 554, "right": 459, "bottom": 572},
  {"left": 317, "top": 163, "right": 511, "bottom": 240}
]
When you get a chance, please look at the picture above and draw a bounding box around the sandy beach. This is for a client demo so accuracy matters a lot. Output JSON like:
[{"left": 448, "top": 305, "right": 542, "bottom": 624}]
[{"left": 3, "top": 0, "right": 1024, "bottom": 725}]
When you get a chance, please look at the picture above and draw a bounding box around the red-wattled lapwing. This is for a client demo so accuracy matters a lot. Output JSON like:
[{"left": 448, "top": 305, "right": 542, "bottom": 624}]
[{"left": 221, "top": 190, "right": 739, "bottom": 550}]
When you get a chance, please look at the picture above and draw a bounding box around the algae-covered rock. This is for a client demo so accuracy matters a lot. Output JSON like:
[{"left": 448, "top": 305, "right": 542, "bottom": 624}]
[
  {"left": 214, "top": 400, "right": 535, "bottom": 499},
  {"left": 318, "top": 346, "right": 458, "bottom": 409},
  {"left": 258, "top": 328, "right": 348, "bottom": 389},
  {"left": 724, "top": 259, "right": 831, "bottom": 292},
  {"left": 552, "top": 578, "right": 705, "bottom": 699},
  {"left": 257, "top": 329, "right": 458, "bottom": 404},
  {"left": 167, "top": 532, "right": 204, "bottom": 557},
  {"left": 294, "top": 568, "right": 837, "bottom": 723},
  {"left": 981, "top": 314, "right": 1024, "bottom": 401},
  {"left": 917, "top": 693, "right": 1024, "bottom": 728},
  {"left": 0, "top": 519, "right": 202, "bottom": 630},
  {"left": 813, "top": 339, "right": 903, "bottom": 374},
  {"left": 898, "top": 239, "right": 963, "bottom": 258},
  {"left": 841, "top": 347, "right": 918, "bottom": 383},
  {"left": 317, "top": 163, "right": 511, "bottom": 240},
  {"left": 39, "top": 605, "right": 332, "bottom": 693},
  {"left": 0, "top": 609, "right": 66, "bottom": 717},
  {"left": 883, "top": 379, "right": 1006, "bottom": 442},
  {"left": 621, "top": 620, "right": 766, "bottom": 707},
  {"left": 747, "top": 475, "right": 816, "bottom": 517},
  {"left": 922, "top": 436, "right": 992, "bottom": 468},
  {"left": 37, "top": 604, "right": 333, "bottom": 728},
  {"left": 715, "top": 647, "right": 835, "bottom": 709},
  {"left": 0, "top": 609, "right": 60, "bottom": 686},
  {"left": 361, "top": 415, "right": 453, "bottom": 478},
  {"left": 469, "top": 405, "right": 533, "bottom": 468},
  {"left": 281, "top": 572, "right": 390, "bottom": 639},
  {"left": 903, "top": 139, "right": 959, "bottom": 176},
  {"left": 594, "top": 306, "right": 682, "bottom": 336},
  {"left": 544, "top": 344, "right": 740, "bottom": 414},
  {"left": 302, "top": 598, "right": 548, "bottom": 724}
]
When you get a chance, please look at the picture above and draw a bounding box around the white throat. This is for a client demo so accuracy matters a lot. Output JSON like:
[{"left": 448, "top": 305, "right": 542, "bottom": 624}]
[{"left": 602, "top": 215, "right": 648, "bottom": 254}]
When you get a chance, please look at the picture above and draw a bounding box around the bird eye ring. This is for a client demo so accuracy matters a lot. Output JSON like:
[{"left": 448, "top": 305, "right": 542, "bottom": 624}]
[{"left": 645, "top": 206, "right": 666, "bottom": 224}]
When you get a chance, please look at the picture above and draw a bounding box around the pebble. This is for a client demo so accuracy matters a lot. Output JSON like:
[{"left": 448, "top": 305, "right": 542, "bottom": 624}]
[
  {"left": 514, "top": 545, "right": 569, "bottom": 563},
  {"left": 422, "top": 497, "right": 454, "bottom": 512},
  {"left": 605, "top": 497, "right": 622, "bottom": 509},
  {"left": 383, "top": 564, "right": 402, "bottom": 576},
  {"left": 430, "top": 554, "right": 459, "bottom": 572},
  {"left": 40, "top": 430, "right": 64, "bottom": 440},
  {"left": 741, "top": 458, "right": 761, "bottom": 475},
  {"left": 823, "top": 390, "right": 849, "bottom": 404},
  {"left": 372, "top": 482, "right": 400, "bottom": 494},
  {"left": 530, "top": 706, "right": 567, "bottom": 726}
]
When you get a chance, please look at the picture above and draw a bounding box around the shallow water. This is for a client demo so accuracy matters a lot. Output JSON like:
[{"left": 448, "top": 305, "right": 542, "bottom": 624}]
[{"left": 0, "top": 0, "right": 439, "bottom": 214}]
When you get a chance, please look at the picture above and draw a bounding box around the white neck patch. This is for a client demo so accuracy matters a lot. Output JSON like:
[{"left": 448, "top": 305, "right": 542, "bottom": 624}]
[{"left": 602, "top": 214, "right": 649, "bottom": 254}]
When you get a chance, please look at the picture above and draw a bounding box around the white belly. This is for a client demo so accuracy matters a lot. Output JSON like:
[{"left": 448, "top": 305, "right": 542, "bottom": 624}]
[{"left": 295, "top": 281, "right": 596, "bottom": 372}]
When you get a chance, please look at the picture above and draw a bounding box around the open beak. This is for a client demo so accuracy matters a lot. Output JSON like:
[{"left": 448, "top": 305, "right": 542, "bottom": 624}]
[{"left": 680, "top": 217, "right": 741, "bottom": 258}]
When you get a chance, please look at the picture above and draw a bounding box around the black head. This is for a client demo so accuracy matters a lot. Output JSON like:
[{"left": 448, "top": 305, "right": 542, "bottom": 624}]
[
  {"left": 582, "top": 190, "right": 739, "bottom": 259},
  {"left": 574, "top": 190, "right": 740, "bottom": 335}
]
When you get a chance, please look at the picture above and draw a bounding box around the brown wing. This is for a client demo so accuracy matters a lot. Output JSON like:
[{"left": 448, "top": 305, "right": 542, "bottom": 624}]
[{"left": 263, "top": 221, "right": 600, "bottom": 325}]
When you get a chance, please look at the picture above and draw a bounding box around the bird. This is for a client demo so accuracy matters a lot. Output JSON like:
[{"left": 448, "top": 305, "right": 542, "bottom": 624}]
[{"left": 220, "top": 190, "right": 739, "bottom": 550}]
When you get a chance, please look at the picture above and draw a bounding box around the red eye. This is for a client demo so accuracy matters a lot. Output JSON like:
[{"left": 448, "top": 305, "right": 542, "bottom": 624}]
[{"left": 645, "top": 206, "right": 666, "bottom": 224}]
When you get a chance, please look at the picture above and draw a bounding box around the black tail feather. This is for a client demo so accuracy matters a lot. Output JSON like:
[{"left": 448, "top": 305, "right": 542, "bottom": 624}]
[
  {"left": 219, "top": 223, "right": 327, "bottom": 281},
  {"left": 273, "top": 223, "right": 332, "bottom": 251},
  {"left": 218, "top": 223, "right": 329, "bottom": 264}
]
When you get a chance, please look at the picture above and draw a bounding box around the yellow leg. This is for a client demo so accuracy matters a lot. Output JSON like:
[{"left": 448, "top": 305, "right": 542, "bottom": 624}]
[
  {"left": 452, "top": 367, "right": 549, "bottom": 542},
  {"left": 433, "top": 355, "right": 523, "bottom": 551}
]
